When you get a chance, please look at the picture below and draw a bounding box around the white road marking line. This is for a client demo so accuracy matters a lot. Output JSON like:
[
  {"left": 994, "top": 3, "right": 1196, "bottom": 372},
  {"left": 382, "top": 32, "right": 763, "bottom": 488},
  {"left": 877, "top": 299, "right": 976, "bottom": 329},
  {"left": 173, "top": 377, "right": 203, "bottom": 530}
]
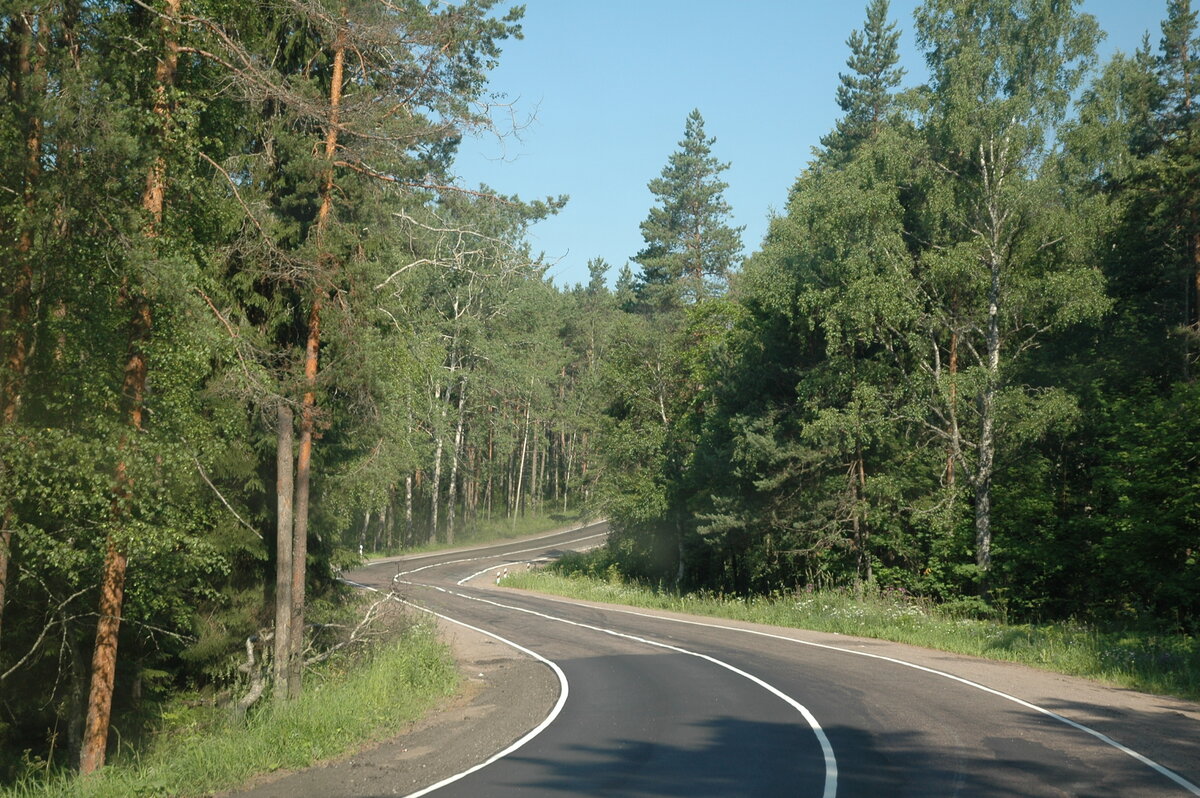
[
  {"left": 338, "top": 578, "right": 572, "bottom": 798},
  {"left": 369, "top": 521, "right": 608, "bottom": 568},
  {"left": 397, "top": 602, "right": 571, "bottom": 798},
  {"left": 402, "top": 579, "right": 839, "bottom": 798},
  {"left": 395, "top": 533, "right": 608, "bottom": 580},
  {"left": 506, "top": 591, "right": 1200, "bottom": 796}
]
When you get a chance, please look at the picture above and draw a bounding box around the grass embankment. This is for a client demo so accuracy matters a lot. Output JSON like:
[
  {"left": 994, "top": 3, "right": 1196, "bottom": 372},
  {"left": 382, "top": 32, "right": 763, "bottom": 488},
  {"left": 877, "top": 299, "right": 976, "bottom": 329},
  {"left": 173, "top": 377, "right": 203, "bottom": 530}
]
[
  {"left": 2, "top": 622, "right": 457, "bottom": 798},
  {"left": 503, "top": 552, "right": 1200, "bottom": 702},
  {"left": 367, "top": 510, "right": 590, "bottom": 560}
]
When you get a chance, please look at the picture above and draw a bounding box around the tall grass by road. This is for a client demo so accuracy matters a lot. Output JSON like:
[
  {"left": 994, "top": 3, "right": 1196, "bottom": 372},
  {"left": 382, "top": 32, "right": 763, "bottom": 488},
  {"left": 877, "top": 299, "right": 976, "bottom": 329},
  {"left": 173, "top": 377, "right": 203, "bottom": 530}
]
[
  {"left": 2, "top": 621, "right": 456, "bottom": 798},
  {"left": 503, "top": 551, "right": 1200, "bottom": 702}
]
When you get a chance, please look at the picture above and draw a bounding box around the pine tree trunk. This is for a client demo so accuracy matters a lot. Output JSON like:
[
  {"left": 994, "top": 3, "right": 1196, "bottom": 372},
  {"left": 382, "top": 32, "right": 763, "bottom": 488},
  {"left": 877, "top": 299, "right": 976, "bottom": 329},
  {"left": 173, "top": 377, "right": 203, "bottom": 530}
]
[
  {"left": 289, "top": 299, "right": 321, "bottom": 699},
  {"left": 79, "top": 0, "right": 178, "bottom": 770},
  {"left": 1190, "top": 229, "right": 1200, "bottom": 381},
  {"left": 0, "top": 7, "right": 41, "bottom": 649},
  {"left": 272, "top": 406, "right": 293, "bottom": 701},
  {"left": 285, "top": 13, "right": 346, "bottom": 699}
]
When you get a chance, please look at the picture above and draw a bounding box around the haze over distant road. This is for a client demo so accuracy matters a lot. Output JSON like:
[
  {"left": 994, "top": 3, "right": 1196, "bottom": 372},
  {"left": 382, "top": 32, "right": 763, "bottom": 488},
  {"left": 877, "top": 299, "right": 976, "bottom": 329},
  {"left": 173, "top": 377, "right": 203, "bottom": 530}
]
[{"left": 338, "top": 523, "right": 1200, "bottom": 797}]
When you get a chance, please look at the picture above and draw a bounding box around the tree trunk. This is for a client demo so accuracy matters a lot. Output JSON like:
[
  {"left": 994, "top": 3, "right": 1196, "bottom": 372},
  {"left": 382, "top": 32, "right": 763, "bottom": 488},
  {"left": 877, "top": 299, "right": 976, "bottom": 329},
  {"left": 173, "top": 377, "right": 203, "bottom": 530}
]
[
  {"left": 512, "top": 397, "right": 531, "bottom": 526},
  {"left": 855, "top": 452, "right": 871, "bottom": 584},
  {"left": 285, "top": 11, "right": 346, "bottom": 699},
  {"left": 485, "top": 428, "right": 494, "bottom": 520},
  {"left": 974, "top": 256, "right": 1001, "bottom": 597},
  {"left": 79, "top": 0, "right": 178, "bottom": 771},
  {"left": 445, "top": 380, "right": 467, "bottom": 544},
  {"left": 288, "top": 299, "right": 321, "bottom": 699},
  {"left": 0, "top": 4, "right": 44, "bottom": 651},
  {"left": 947, "top": 290, "right": 960, "bottom": 487},
  {"left": 1189, "top": 228, "right": 1200, "bottom": 381},
  {"left": 272, "top": 406, "right": 293, "bottom": 701},
  {"left": 529, "top": 421, "right": 539, "bottom": 515},
  {"left": 563, "top": 430, "right": 576, "bottom": 513},
  {"left": 404, "top": 474, "right": 414, "bottom": 546},
  {"left": 430, "top": 421, "right": 444, "bottom": 542}
]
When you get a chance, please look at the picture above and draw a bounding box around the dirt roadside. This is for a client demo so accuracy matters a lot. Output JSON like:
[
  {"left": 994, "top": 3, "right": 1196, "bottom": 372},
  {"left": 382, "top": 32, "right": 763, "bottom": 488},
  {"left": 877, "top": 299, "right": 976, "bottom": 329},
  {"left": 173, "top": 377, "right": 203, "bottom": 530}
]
[{"left": 222, "top": 615, "right": 559, "bottom": 798}]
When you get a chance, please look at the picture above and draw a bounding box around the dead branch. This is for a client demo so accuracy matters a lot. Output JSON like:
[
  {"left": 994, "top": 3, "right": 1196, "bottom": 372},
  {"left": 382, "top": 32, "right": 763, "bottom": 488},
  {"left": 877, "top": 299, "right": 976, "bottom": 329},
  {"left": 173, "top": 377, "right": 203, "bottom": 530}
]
[
  {"left": 234, "top": 629, "right": 272, "bottom": 716},
  {"left": 302, "top": 592, "right": 394, "bottom": 668},
  {"left": 194, "top": 456, "right": 262, "bottom": 539},
  {"left": 1, "top": 585, "right": 89, "bottom": 681}
]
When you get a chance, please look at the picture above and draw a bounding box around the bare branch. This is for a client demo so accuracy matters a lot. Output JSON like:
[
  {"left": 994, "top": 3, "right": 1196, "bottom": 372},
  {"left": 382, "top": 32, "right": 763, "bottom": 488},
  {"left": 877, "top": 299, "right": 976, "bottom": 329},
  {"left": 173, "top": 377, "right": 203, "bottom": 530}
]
[{"left": 194, "top": 456, "right": 262, "bottom": 540}]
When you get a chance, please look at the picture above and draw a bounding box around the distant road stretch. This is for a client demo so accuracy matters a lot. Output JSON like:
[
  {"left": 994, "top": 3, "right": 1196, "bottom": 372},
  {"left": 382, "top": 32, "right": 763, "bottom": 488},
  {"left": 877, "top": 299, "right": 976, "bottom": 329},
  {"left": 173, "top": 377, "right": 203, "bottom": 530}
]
[{"left": 346, "top": 522, "right": 1200, "bottom": 797}]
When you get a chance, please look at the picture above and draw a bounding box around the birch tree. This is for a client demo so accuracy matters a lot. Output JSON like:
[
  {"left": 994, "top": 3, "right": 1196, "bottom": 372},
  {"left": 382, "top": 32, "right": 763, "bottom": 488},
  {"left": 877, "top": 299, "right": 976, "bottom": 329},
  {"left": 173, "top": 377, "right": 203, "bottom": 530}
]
[{"left": 914, "top": 0, "right": 1108, "bottom": 593}]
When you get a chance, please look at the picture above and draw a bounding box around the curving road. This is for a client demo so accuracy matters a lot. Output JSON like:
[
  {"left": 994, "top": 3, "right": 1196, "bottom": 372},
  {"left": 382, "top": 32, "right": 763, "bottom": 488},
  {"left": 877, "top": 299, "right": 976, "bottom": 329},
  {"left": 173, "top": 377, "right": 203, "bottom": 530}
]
[{"left": 343, "top": 522, "right": 1200, "bottom": 798}]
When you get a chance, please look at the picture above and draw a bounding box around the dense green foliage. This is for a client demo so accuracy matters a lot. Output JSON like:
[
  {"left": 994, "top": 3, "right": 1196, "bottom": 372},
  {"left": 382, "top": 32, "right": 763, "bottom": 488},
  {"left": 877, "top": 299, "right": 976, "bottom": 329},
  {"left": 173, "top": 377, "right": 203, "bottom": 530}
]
[
  {"left": 0, "top": 0, "right": 595, "bottom": 782},
  {"left": 2, "top": 0, "right": 1198, "bottom": 788},
  {"left": 595, "top": 0, "right": 1200, "bottom": 634},
  {"left": 1, "top": 617, "right": 455, "bottom": 797}
]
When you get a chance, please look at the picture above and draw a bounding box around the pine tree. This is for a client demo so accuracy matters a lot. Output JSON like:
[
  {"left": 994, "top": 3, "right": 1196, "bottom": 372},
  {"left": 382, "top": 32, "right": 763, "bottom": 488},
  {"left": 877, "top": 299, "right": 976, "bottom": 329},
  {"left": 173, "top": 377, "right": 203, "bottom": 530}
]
[
  {"left": 633, "top": 109, "right": 743, "bottom": 310},
  {"left": 1155, "top": 0, "right": 1200, "bottom": 372},
  {"left": 822, "top": 0, "right": 906, "bottom": 158}
]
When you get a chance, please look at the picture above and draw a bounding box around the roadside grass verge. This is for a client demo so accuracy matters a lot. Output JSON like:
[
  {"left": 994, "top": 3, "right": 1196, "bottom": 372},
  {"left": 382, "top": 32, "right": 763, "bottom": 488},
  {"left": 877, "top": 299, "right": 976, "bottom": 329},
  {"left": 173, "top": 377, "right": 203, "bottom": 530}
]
[
  {"left": 502, "top": 552, "right": 1200, "bottom": 702},
  {"left": 2, "top": 620, "right": 457, "bottom": 798},
  {"left": 366, "top": 510, "right": 593, "bottom": 560}
]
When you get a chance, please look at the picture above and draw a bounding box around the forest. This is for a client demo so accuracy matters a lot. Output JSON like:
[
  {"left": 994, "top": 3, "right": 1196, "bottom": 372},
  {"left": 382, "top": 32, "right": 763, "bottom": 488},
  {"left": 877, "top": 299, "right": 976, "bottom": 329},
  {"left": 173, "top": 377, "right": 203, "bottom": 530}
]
[{"left": 1, "top": 0, "right": 1197, "bottom": 783}]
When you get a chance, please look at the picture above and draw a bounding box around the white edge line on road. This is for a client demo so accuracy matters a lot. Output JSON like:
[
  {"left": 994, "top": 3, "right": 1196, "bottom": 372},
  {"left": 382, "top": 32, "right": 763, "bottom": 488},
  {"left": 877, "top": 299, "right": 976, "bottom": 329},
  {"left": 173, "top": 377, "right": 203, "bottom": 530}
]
[
  {"left": 338, "top": 579, "right": 571, "bottom": 798},
  {"left": 453, "top": 544, "right": 604, "bottom": 587},
  {"left": 515, "top": 589, "right": 1200, "bottom": 797},
  {"left": 368, "top": 520, "right": 608, "bottom": 568},
  {"left": 404, "top": 581, "right": 838, "bottom": 798},
  {"left": 395, "top": 533, "right": 608, "bottom": 580},
  {"left": 456, "top": 559, "right": 550, "bottom": 587},
  {"left": 395, "top": 601, "right": 570, "bottom": 798}
]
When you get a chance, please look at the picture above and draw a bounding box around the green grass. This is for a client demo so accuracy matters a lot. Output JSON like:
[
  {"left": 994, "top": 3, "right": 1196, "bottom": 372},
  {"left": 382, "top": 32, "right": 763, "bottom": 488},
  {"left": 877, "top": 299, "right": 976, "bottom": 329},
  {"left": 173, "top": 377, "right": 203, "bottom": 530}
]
[
  {"left": 366, "top": 510, "right": 593, "bottom": 560},
  {"left": 2, "top": 622, "right": 457, "bottom": 798},
  {"left": 503, "top": 554, "right": 1200, "bottom": 702}
]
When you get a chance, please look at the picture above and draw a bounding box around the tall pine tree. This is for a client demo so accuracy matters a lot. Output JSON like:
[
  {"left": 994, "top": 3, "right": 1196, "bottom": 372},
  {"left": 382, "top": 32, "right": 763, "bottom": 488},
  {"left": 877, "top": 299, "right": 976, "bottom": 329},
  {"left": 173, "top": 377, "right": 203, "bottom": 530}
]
[
  {"left": 821, "top": 0, "right": 906, "bottom": 158},
  {"left": 633, "top": 109, "right": 743, "bottom": 310}
]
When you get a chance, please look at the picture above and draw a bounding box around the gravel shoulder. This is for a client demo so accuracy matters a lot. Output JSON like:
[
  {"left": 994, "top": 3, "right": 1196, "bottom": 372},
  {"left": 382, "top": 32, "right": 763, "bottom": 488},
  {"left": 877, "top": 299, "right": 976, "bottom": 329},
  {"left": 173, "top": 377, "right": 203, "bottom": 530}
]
[{"left": 223, "top": 615, "right": 560, "bottom": 798}]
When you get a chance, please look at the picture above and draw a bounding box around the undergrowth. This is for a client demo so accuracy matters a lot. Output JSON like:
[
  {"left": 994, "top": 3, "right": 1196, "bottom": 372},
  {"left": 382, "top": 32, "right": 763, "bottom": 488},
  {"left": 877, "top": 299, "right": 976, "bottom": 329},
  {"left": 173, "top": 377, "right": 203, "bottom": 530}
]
[
  {"left": 503, "top": 550, "right": 1200, "bottom": 702},
  {"left": 2, "top": 619, "right": 457, "bottom": 798}
]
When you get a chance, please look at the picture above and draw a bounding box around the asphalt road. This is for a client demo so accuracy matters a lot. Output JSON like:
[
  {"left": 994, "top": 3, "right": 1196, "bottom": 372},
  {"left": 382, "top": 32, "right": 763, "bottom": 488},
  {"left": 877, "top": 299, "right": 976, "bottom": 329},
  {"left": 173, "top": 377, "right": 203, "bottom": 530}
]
[{"left": 344, "top": 522, "right": 1200, "bottom": 798}]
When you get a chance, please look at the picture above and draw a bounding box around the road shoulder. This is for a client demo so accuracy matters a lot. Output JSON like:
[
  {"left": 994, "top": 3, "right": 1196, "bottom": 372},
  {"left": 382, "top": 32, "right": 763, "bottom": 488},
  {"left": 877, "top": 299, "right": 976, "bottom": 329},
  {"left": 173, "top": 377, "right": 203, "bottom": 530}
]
[{"left": 223, "top": 615, "right": 559, "bottom": 798}]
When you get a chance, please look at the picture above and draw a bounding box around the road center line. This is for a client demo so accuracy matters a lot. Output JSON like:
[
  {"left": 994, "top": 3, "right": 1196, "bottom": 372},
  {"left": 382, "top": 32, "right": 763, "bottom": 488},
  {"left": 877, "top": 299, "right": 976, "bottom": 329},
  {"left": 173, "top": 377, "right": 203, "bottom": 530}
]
[
  {"left": 454, "top": 544, "right": 604, "bottom": 586},
  {"left": 370, "top": 521, "right": 608, "bottom": 568},
  {"left": 400, "top": 578, "right": 839, "bottom": 798},
  {"left": 504, "top": 588, "right": 1200, "bottom": 796},
  {"left": 394, "top": 533, "right": 607, "bottom": 580}
]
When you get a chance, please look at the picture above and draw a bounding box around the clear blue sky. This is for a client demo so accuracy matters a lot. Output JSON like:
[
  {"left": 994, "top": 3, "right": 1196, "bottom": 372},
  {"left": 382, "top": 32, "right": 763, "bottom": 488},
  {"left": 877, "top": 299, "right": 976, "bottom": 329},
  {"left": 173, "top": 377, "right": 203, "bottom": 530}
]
[{"left": 455, "top": 1, "right": 1169, "bottom": 289}]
